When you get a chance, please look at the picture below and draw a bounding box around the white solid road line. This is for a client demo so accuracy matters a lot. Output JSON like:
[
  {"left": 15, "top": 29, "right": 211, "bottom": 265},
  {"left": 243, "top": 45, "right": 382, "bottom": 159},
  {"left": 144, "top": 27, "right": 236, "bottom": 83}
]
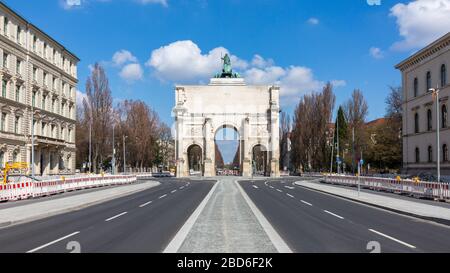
[
  {"left": 105, "top": 211, "right": 128, "bottom": 222},
  {"left": 27, "top": 231, "right": 80, "bottom": 253},
  {"left": 164, "top": 182, "right": 219, "bottom": 253},
  {"left": 159, "top": 194, "right": 167, "bottom": 199},
  {"left": 369, "top": 229, "right": 416, "bottom": 249},
  {"left": 253, "top": 185, "right": 259, "bottom": 189},
  {"left": 323, "top": 210, "right": 344, "bottom": 220},
  {"left": 301, "top": 200, "right": 313, "bottom": 206},
  {"left": 139, "top": 201, "right": 153, "bottom": 208},
  {"left": 286, "top": 193, "right": 295, "bottom": 198},
  {"left": 236, "top": 181, "right": 292, "bottom": 253},
  {"left": 171, "top": 190, "right": 177, "bottom": 193}
]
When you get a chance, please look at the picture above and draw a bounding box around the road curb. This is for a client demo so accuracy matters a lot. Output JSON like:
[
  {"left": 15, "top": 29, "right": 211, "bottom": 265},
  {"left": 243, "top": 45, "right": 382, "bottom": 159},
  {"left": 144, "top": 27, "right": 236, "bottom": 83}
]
[
  {"left": 294, "top": 181, "right": 450, "bottom": 227},
  {"left": 236, "top": 180, "right": 293, "bottom": 253},
  {"left": 0, "top": 181, "right": 161, "bottom": 229}
]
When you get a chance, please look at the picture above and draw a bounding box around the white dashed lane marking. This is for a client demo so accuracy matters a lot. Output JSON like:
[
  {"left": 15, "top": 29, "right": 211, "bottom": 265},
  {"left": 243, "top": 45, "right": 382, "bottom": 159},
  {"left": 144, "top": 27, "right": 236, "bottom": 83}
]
[
  {"left": 323, "top": 210, "right": 344, "bottom": 220},
  {"left": 27, "top": 231, "right": 80, "bottom": 253},
  {"left": 301, "top": 200, "right": 313, "bottom": 206},
  {"left": 253, "top": 185, "right": 259, "bottom": 189},
  {"left": 171, "top": 190, "right": 177, "bottom": 194},
  {"left": 369, "top": 229, "right": 416, "bottom": 249},
  {"left": 159, "top": 194, "right": 167, "bottom": 199},
  {"left": 139, "top": 201, "right": 152, "bottom": 208},
  {"left": 286, "top": 193, "right": 295, "bottom": 198},
  {"left": 105, "top": 212, "right": 128, "bottom": 222}
]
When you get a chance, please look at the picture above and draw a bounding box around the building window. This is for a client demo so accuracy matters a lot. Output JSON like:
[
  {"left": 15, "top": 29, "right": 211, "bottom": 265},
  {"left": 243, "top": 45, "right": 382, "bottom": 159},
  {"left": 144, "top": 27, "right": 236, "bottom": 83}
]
[
  {"left": 42, "top": 95, "right": 46, "bottom": 110},
  {"left": 16, "top": 26, "right": 20, "bottom": 43},
  {"left": 33, "top": 36, "right": 37, "bottom": 52},
  {"left": 12, "top": 151, "right": 18, "bottom": 163},
  {"left": 32, "top": 91, "right": 36, "bottom": 107},
  {"left": 15, "top": 85, "right": 20, "bottom": 102},
  {"left": 68, "top": 129, "right": 72, "bottom": 142},
  {"left": 413, "top": 77, "right": 418, "bottom": 97},
  {"left": 427, "top": 109, "right": 432, "bottom": 131},
  {"left": 442, "top": 104, "right": 448, "bottom": 128},
  {"left": 426, "top": 71, "right": 432, "bottom": 92},
  {"left": 2, "top": 80, "right": 7, "bottom": 97},
  {"left": 16, "top": 60, "right": 20, "bottom": 74},
  {"left": 3, "top": 17, "right": 8, "bottom": 36},
  {"left": 0, "top": 151, "right": 3, "bottom": 168},
  {"left": 415, "top": 147, "right": 420, "bottom": 163},
  {"left": 3, "top": 52, "right": 7, "bottom": 68},
  {"left": 444, "top": 144, "right": 449, "bottom": 162},
  {"left": 14, "top": 116, "right": 19, "bottom": 134},
  {"left": 33, "top": 68, "right": 37, "bottom": 81},
  {"left": 51, "top": 124, "right": 55, "bottom": 138},
  {"left": 442, "top": 64, "right": 447, "bottom": 87},
  {"left": 41, "top": 122, "right": 46, "bottom": 136},
  {"left": 52, "top": 99, "right": 55, "bottom": 112},
  {"left": 43, "top": 43, "right": 47, "bottom": 58},
  {"left": 428, "top": 146, "right": 433, "bottom": 163},
  {"left": 0, "top": 112, "right": 6, "bottom": 131},
  {"left": 414, "top": 112, "right": 419, "bottom": 133}
]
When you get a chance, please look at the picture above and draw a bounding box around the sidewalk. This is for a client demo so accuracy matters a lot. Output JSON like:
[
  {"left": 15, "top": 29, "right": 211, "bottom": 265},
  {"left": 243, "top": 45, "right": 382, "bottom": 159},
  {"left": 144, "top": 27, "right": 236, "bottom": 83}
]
[
  {"left": 0, "top": 180, "right": 160, "bottom": 228},
  {"left": 295, "top": 180, "right": 450, "bottom": 224},
  {"left": 177, "top": 177, "right": 278, "bottom": 253}
]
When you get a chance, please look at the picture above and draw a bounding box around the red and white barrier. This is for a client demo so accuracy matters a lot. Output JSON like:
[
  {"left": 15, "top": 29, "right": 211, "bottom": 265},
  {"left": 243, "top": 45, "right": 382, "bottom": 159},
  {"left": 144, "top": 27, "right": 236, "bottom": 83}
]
[
  {"left": 324, "top": 175, "right": 450, "bottom": 200},
  {"left": 0, "top": 175, "right": 137, "bottom": 202}
]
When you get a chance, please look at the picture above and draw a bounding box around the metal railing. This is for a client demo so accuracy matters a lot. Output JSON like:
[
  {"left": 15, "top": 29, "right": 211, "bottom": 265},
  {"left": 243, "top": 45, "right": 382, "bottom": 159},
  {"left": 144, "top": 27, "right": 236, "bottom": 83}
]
[{"left": 323, "top": 174, "right": 450, "bottom": 200}]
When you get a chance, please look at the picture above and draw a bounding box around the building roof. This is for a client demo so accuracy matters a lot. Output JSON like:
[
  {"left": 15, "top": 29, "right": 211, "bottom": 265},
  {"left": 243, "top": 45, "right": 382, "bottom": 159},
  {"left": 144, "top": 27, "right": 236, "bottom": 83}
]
[
  {"left": 0, "top": 1, "right": 80, "bottom": 62},
  {"left": 365, "top": 118, "right": 387, "bottom": 128},
  {"left": 395, "top": 32, "right": 450, "bottom": 72}
]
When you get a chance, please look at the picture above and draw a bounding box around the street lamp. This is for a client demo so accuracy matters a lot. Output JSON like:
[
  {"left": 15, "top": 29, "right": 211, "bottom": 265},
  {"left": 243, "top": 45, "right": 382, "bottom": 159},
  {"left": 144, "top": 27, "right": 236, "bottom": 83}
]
[
  {"left": 123, "top": 135, "right": 128, "bottom": 174},
  {"left": 429, "top": 86, "right": 441, "bottom": 197}
]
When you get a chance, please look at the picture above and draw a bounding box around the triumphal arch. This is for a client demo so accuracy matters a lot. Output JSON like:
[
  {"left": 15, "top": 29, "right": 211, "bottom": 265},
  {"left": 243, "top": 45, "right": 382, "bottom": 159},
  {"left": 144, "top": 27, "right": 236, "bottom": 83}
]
[{"left": 173, "top": 54, "right": 280, "bottom": 177}]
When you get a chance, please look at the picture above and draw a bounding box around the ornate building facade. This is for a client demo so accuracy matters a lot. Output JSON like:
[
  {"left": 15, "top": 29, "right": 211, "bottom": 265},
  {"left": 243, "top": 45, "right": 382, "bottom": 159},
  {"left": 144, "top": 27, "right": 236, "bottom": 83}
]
[
  {"left": 396, "top": 32, "right": 450, "bottom": 175},
  {"left": 0, "top": 2, "right": 79, "bottom": 175}
]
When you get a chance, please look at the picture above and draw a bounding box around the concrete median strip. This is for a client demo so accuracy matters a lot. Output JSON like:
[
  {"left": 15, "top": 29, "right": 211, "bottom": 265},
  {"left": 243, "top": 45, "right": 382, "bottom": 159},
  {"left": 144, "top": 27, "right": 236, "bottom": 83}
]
[
  {"left": 0, "top": 180, "right": 160, "bottom": 228},
  {"left": 170, "top": 178, "right": 289, "bottom": 253}
]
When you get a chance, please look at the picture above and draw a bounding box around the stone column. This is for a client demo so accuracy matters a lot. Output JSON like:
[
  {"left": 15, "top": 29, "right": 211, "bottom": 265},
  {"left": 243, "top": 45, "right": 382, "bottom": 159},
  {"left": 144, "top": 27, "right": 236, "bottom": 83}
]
[
  {"left": 242, "top": 116, "right": 252, "bottom": 177},
  {"left": 203, "top": 118, "right": 214, "bottom": 177},
  {"left": 175, "top": 113, "right": 185, "bottom": 177},
  {"left": 270, "top": 87, "right": 280, "bottom": 177}
]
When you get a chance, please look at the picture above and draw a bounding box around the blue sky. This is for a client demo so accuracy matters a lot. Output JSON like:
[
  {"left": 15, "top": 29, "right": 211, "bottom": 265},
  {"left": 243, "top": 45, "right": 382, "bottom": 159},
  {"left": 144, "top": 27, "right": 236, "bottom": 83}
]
[{"left": 4, "top": 0, "right": 450, "bottom": 129}]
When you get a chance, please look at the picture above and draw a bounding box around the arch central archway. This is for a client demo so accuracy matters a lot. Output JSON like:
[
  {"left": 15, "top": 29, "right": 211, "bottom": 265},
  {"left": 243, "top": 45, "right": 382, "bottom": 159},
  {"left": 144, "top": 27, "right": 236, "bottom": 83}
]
[
  {"left": 187, "top": 144, "right": 203, "bottom": 176},
  {"left": 252, "top": 144, "right": 269, "bottom": 176},
  {"left": 214, "top": 125, "right": 241, "bottom": 176}
]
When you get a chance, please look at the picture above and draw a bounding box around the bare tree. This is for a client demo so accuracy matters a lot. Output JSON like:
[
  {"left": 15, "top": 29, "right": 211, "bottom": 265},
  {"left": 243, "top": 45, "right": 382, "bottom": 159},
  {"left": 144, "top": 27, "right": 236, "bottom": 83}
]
[
  {"left": 83, "top": 63, "right": 113, "bottom": 173},
  {"left": 343, "top": 89, "right": 369, "bottom": 172}
]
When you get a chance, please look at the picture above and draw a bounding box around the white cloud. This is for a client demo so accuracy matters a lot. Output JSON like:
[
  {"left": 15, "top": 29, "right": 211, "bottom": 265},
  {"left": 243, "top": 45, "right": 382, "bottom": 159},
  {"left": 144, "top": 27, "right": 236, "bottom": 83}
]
[
  {"left": 390, "top": 0, "right": 450, "bottom": 51},
  {"left": 138, "top": 0, "right": 168, "bottom": 7},
  {"left": 307, "top": 17, "right": 320, "bottom": 25},
  {"left": 147, "top": 40, "right": 345, "bottom": 103},
  {"left": 112, "top": 50, "right": 138, "bottom": 66},
  {"left": 369, "top": 47, "right": 384, "bottom": 59},
  {"left": 331, "top": 80, "right": 347, "bottom": 87},
  {"left": 251, "top": 54, "right": 274, "bottom": 69},
  {"left": 76, "top": 89, "right": 88, "bottom": 108},
  {"left": 119, "top": 63, "right": 143, "bottom": 82},
  {"left": 61, "top": 0, "right": 82, "bottom": 10},
  {"left": 146, "top": 40, "right": 246, "bottom": 82}
]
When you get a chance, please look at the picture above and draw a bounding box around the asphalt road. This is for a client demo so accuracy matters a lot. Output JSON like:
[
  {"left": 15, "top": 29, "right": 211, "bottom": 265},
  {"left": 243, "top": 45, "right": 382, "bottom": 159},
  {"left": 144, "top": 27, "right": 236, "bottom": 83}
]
[
  {"left": 240, "top": 179, "right": 450, "bottom": 253},
  {"left": 0, "top": 178, "right": 214, "bottom": 253}
]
